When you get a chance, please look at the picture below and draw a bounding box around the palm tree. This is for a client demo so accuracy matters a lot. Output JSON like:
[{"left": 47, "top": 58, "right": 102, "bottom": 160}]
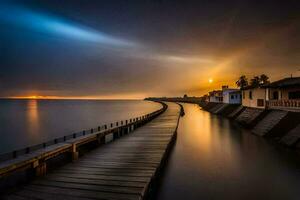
[
  {"left": 236, "top": 75, "right": 248, "bottom": 89},
  {"left": 250, "top": 76, "right": 260, "bottom": 87},
  {"left": 259, "top": 74, "right": 270, "bottom": 85}
]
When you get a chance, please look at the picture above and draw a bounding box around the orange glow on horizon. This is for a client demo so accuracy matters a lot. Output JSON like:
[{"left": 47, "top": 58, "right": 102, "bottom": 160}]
[{"left": 1, "top": 94, "right": 146, "bottom": 100}]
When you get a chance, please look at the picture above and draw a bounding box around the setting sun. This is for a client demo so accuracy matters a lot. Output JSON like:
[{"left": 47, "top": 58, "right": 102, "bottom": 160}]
[
  {"left": 208, "top": 78, "right": 213, "bottom": 83},
  {"left": 29, "top": 96, "right": 38, "bottom": 99}
]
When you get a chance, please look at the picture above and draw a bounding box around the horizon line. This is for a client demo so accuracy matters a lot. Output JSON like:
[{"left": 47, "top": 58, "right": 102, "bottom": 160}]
[{"left": 0, "top": 96, "right": 145, "bottom": 100}]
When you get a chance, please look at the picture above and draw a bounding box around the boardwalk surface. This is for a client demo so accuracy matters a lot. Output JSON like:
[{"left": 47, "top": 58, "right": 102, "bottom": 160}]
[{"left": 2, "top": 102, "right": 180, "bottom": 200}]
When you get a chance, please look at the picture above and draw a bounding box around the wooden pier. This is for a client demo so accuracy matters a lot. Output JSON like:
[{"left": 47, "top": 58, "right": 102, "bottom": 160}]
[{"left": 1, "top": 102, "right": 181, "bottom": 200}]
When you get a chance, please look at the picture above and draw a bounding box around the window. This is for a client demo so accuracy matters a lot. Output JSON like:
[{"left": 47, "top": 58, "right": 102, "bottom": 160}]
[
  {"left": 257, "top": 99, "right": 264, "bottom": 107},
  {"left": 231, "top": 95, "right": 234, "bottom": 99},
  {"left": 249, "top": 91, "right": 253, "bottom": 99},
  {"left": 288, "top": 91, "right": 300, "bottom": 99},
  {"left": 235, "top": 94, "right": 238, "bottom": 98}
]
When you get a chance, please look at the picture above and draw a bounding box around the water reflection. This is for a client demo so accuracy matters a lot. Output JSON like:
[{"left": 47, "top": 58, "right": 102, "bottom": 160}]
[
  {"left": 26, "top": 100, "right": 39, "bottom": 136},
  {"left": 154, "top": 103, "right": 300, "bottom": 200}
]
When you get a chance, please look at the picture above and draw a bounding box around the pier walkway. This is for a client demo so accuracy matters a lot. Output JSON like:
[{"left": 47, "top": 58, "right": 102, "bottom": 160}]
[{"left": 2, "top": 102, "right": 180, "bottom": 200}]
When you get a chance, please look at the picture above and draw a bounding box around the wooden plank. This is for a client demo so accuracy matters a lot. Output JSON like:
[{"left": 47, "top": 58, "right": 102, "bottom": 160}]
[
  {"left": 17, "top": 185, "right": 140, "bottom": 200},
  {"left": 64, "top": 163, "right": 157, "bottom": 171},
  {"left": 74, "top": 160, "right": 160, "bottom": 168},
  {"left": 86, "top": 156, "right": 161, "bottom": 162},
  {"left": 57, "top": 166, "right": 155, "bottom": 174},
  {"left": 43, "top": 176, "right": 149, "bottom": 188},
  {"left": 60, "top": 165, "right": 156, "bottom": 173},
  {"left": 49, "top": 172, "right": 151, "bottom": 182},
  {"left": 53, "top": 171, "right": 154, "bottom": 180},
  {"left": 80, "top": 157, "right": 162, "bottom": 164},
  {"left": 53, "top": 169, "right": 154, "bottom": 178},
  {"left": 1, "top": 195, "right": 33, "bottom": 200},
  {"left": 31, "top": 179, "right": 144, "bottom": 195}
]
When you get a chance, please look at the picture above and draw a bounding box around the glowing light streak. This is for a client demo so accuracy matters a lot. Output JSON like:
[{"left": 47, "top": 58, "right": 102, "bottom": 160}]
[{"left": 0, "top": 4, "right": 135, "bottom": 47}]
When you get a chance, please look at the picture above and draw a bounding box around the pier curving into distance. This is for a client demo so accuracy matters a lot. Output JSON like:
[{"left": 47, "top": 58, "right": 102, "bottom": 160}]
[{"left": 0, "top": 102, "right": 181, "bottom": 200}]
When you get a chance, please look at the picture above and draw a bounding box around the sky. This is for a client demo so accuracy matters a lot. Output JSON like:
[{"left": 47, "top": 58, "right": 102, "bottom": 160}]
[{"left": 0, "top": 0, "right": 299, "bottom": 99}]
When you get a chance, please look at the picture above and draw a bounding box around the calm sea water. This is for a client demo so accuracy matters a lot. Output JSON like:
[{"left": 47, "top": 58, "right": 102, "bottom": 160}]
[
  {"left": 154, "top": 103, "right": 300, "bottom": 200},
  {"left": 0, "top": 99, "right": 161, "bottom": 154}
]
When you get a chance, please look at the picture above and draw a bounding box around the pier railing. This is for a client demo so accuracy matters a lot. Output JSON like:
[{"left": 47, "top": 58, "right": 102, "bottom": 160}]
[
  {"left": 0, "top": 101, "right": 167, "bottom": 178},
  {"left": 0, "top": 125, "right": 106, "bottom": 162}
]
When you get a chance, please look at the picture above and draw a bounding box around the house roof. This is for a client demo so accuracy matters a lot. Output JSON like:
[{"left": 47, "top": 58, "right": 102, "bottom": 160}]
[
  {"left": 241, "top": 85, "right": 266, "bottom": 90},
  {"left": 209, "top": 90, "right": 222, "bottom": 97},
  {"left": 263, "top": 77, "right": 300, "bottom": 88},
  {"left": 223, "top": 88, "right": 240, "bottom": 93},
  {"left": 228, "top": 90, "right": 241, "bottom": 94}
]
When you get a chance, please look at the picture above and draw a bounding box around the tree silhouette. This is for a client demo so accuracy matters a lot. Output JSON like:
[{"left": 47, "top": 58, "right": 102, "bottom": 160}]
[
  {"left": 236, "top": 74, "right": 269, "bottom": 88},
  {"left": 250, "top": 76, "right": 260, "bottom": 87},
  {"left": 259, "top": 74, "right": 270, "bottom": 85},
  {"left": 236, "top": 75, "right": 248, "bottom": 89}
]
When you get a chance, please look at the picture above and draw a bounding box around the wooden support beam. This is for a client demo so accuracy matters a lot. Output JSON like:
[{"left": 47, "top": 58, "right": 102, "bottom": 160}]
[
  {"left": 33, "top": 160, "right": 47, "bottom": 176},
  {"left": 71, "top": 144, "right": 78, "bottom": 161}
]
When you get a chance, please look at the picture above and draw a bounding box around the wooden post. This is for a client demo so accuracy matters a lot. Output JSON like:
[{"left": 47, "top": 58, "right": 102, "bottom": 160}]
[
  {"left": 126, "top": 125, "right": 130, "bottom": 134},
  {"left": 72, "top": 144, "right": 78, "bottom": 161},
  {"left": 117, "top": 127, "right": 121, "bottom": 137},
  {"left": 120, "top": 127, "right": 123, "bottom": 136},
  {"left": 34, "top": 160, "right": 47, "bottom": 176},
  {"left": 97, "top": 134, "right": 105, "bottom": 145},
  {"left": 113, "top": 131, "right": 118, "bottom": 140}
]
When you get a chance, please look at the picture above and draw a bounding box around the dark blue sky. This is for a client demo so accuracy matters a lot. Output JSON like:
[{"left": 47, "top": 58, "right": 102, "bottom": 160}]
[{"left": 0, "top": 0, "right": 299, "bottom": 98}]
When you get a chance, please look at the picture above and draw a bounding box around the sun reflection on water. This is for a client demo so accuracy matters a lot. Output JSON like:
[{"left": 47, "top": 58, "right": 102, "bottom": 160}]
[
  {"left": 26, "top": 99, "right": 39, "bottom": 136},
  {"left": 178, "top": 104, "right": 241, "bottom": 174}
]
